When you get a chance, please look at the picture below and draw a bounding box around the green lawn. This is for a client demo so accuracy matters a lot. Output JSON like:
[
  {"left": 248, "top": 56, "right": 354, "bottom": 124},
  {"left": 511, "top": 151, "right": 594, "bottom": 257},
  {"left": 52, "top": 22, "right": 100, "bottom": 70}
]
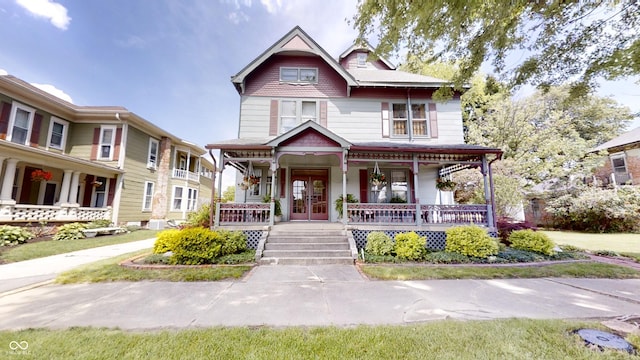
[
  {"left": 361, "top": 262, "right": 640, "bottom": 280},
  {"left": 0, "top": 320, "right": 637, "bottom": 359},
  {"left": 56, "top": 250, "right": 252, "bottom": 284},
  {"left": 0, "top": 230, "right": 159, "bottom": 263},
  {"left": 543, "top": 231, "right": 640, "bottom": 253}
]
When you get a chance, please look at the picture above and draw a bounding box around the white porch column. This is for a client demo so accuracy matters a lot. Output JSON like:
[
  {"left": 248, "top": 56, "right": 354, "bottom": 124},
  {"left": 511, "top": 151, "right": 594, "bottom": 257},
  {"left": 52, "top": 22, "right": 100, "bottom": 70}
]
[
  {"left": 269, "top": 158, "right": 277, "bottom": 226},
  {"left": 0, "top": 158, "right": 19, "bottom": 201},
  {"left": 342, "top": 149, "right": 348, "bottom": 225},
  {"left": 413, "top": 155, "right": 421, "bottom": 226},
  {"left": 68, "top": 171, "right": 81, "bottom": 204},
  {"left": 214, "top": 155, "right": 224, "bottom": 227},
  {"left": 481, "top": 155, "right": 495, "bottom": 228},
  {"left": 57, "top": 169, "right": 73, "bottom": 205}
]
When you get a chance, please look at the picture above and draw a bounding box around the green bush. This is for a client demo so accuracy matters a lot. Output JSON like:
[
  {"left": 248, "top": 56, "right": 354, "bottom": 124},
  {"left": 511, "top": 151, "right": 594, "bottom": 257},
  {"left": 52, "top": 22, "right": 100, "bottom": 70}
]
[
  {"left": 219, "top": 230, "right": 247, "bottom": 256},
  {"left": 423, "top": 251, "right": 471, "bottom": 264},
  {"left": 495, "top": 248, "right": 545, "bottom": 263},
  {"left": 546, "top": 187, "right": 640, "bottom": 232},
  {"left": 445, "top": 225, "right": 499, "bottom": 259},
  {"left": 86, "top": 220, "right": 112, "bottom": 229},
  {"left": 509, "top": 229, "right": 555, "bottom": 256},
  {"left": 170, "top": 228, "right": 224, "bottom": 265},
  {"left": 394, "top": 231, "right": 426, "bottom": 261},
  {"left": 53, "top": 223, "right": 87, "bottom": 241},
  {"left": 365, "top": 231, "right": 394, "bottom": 256},
  {"left": 0, "top": 225, "right": 34, "bottom": 246},
  {"left": 184, "top": 203, "right": 212, "bottom": 228},
  {"left": 153, "top": 229, "right": 182, "bottom": 254}
]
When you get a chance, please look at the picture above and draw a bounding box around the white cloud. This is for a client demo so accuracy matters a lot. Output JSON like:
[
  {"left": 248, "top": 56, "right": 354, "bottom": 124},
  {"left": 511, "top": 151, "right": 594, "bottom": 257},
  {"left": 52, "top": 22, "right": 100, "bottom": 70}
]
[
  {"left": 0, "top": 69, "right": 8, "bottom": 76},
  {"left": 16, "top": 0, "right": 71, "bottom": 30},
  {"left": 259, "top": 0, "right": 282, "bottom": 14},
  {"left": 228, "top": 11, "right": 249, "bottom": 24},
  {"left": 31, "top": 83, "right": 73, "bottom": 103}
]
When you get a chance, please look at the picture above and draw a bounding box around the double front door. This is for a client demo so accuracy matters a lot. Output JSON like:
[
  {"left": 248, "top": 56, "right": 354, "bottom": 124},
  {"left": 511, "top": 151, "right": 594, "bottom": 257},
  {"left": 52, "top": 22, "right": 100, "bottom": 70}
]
[{"left": 290, "top": 169, "right": 328, "bottom": 221}]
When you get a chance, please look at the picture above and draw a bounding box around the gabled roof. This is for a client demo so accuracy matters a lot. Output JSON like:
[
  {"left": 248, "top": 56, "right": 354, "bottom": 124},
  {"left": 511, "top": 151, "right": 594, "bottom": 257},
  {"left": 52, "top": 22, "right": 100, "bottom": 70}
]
[
  {"left": 338, "top": 40, "right": 396, "bottom": 70},
  {"left": 267, "top": 120, "right": 351, "bottom": 148},
  {"left": 593, "top": 126, "right": 640, "bottom": 152},
  {"left": 347, "top": 69, "right": 449, "bottom": 88},
  {"left": 230, "top": 26, "right": 357, "bottom": 94}
]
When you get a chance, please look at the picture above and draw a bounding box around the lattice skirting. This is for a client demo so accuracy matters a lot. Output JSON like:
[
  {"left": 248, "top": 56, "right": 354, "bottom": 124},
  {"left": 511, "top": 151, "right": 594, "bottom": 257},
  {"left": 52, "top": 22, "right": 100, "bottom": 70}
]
[
  {"left": 243, "top": 230, "right": 263, "bottom": 249},
  {"left": 352, "top": 230, "right": 497, "bottom": 251}
]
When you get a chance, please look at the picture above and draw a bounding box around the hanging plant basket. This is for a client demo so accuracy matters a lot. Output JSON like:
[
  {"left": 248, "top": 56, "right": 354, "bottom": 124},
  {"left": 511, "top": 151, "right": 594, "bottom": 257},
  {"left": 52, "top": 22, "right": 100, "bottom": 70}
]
[
  {"left": 436, "top": 177, "right": 456, "bottom": 191},
  {"left": 370, "top": 161, "right": 386, "bottom": 186},
  {"left": 31, "top": 169, "right": 52, "bottom": 182}
]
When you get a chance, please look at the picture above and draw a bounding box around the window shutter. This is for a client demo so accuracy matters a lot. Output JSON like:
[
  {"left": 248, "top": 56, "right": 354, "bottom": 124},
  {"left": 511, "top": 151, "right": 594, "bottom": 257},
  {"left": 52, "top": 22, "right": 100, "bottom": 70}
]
[
  {"left": 279, "top": 168, "right": 286, "bottom": 198},
  {"left": 113, "top": 128, "right": 122, "bottom": 160},
  {"left": 359, "top": 169, "right": 368, "bottom": 203},
  {"left": 0, "top": 101, "right": 11, "bottom": 139},
  {"left": 319, "top": 101, "right": 327, "bottom": 127},
  {"left": 29, "top": 113, "right": 43, "bottom": 147},
  {"left": 409, "top": 170, "right": 416, "bottom": 203},
  {"left": 381, "top": 102, "right": 389, "bottom": 138},
  {"left": 429, "top": 103, "right": 438, "bottom": 138},
  {"left": 269, "top": 99, "right": 278, "bottom": 136},
  {"left": 82, "top": 175, "right": 94, "bottom": 207},
  {"left": 107, "top": 178, "right": 116, "bottom": 206},
  {"left": 90, "top": 128, "right": 100, "bottom": 160}
]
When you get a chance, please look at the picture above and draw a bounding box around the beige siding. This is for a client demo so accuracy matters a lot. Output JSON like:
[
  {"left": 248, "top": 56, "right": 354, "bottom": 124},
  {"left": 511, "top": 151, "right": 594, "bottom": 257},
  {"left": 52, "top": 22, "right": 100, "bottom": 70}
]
[
  {"left": 117, "top": 126, "right": 157, "bottom": 223},
  {"left": 238, "top": 96, "right": 271, "bottom": 138}
]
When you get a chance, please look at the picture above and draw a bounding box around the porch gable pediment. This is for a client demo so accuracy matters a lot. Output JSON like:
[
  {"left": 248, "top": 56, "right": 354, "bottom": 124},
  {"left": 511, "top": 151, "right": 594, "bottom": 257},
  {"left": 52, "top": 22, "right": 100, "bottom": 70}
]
[{"left": 267, "top": 120, "right": 351, "bottom": 149}]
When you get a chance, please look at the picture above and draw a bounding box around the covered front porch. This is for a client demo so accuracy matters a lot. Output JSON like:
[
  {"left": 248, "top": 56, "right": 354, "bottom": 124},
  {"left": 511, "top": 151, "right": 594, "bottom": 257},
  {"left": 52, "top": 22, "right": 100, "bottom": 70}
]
[{"left": 207, "top": 121, "right": 502, "bottom": 231}]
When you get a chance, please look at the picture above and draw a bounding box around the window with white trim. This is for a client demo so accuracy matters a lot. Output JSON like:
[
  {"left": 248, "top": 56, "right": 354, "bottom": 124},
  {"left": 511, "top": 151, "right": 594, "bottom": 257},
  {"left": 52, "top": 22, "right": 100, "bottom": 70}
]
[
  {"left": 249, "top": 169, "right": 262, "bottom": 197},
  {"left": 280, "top": 100, "right": 317, "bottom": 133},
  {"left": 8, "top": 102, "right": 35, "bottom": 145},
  {"left": 92, "top": 177, "right": 108, "bottom": 207},
  {"left": 356, "top": 53, "right": 367, "bottom": 67},
  {"left": 47, "top": 117, "right": 68, "bottom": 150},
  {"left": 411, "top": 103, "right": 428, "bottom": 136},
  {"left": 172, "top": 186, "right": 183, "bottom": 211},
  {"left": 147, "top": 138, "right": 159, "bottom": 169},
  {"left": 392, "top": 103, "right": 408, "bottom": 136},
  {"left": 611, "top": 154, "right": 627, "bottom": 174},
  {"left": 368, "top": 169, "right": 409, "bottom": 203},
  {"left": 279, "top": 67, "right": 318, "bottom": 83},
  {"left": 98, "top": 125, "right": 116, "bottom": 160},
  {"left": 186, "top": 188, "right": 198, "bottom": 211},
  {"left": 142, "top": 181, "right": 154, "bottom": 211}
]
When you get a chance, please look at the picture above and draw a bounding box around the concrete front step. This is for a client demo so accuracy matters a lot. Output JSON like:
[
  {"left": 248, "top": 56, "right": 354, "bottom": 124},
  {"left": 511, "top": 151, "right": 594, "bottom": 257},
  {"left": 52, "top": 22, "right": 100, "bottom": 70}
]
[
  {"left": 268, "top": 231, "right": 345, "bottom": 237},
  {"left": 259, "top": 257, "right": 355, "bottom": 265},
  {"left": 267, "top": 236, "right": 347, "bottom": 243},
  {"left": 262, "top": 249, "right": 352, "bottom": 258},
  {"left": 265, "top": 243, "right": 350, "bottom": 250}
]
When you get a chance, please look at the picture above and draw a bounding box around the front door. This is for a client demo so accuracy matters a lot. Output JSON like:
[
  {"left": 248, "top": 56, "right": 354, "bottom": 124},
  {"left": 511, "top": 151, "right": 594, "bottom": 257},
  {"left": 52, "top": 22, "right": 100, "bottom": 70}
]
[{"left": 290, "top": 169, "right": 328, "bottom": 221}]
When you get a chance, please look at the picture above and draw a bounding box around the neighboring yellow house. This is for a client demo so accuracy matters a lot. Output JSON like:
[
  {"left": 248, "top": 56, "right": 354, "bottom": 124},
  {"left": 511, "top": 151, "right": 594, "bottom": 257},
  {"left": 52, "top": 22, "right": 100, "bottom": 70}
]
[{"left": 0, "top": 74, "right": 213, "bottom": 228}]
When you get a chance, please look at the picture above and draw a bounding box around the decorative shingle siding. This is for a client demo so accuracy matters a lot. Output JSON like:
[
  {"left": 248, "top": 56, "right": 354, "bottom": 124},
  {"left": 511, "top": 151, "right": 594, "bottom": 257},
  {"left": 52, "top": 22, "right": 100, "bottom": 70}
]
[
  {"left": 339, "top": 52, "right": 390, "bottom": 70},
  {"left": 244, "top": 55, "right": 348, "bottom": 98}
]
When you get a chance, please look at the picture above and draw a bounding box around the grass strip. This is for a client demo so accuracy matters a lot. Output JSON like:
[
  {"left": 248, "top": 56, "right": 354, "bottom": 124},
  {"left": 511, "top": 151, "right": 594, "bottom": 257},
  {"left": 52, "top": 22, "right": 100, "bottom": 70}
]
[
  {"left": 0, "top": 319, "right": 638, "bottom": 359},
  {"left": 1, "top": 230, "right": 159, "bottom": 263},
  {"left": 360, "top": 262, "right": 640, "bottom": 280},
  {"left": 55, "top": 250, "right": 252, "bottom": 284},
  {"left": 542, "top": 231, "right": 640, "bottom": 253}
]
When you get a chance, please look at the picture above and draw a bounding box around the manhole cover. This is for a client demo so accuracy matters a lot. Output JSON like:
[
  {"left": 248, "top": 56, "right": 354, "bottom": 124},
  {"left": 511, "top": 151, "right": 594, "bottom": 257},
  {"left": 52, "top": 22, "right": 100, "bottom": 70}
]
[{"left": 576, "top": 329, "right": 635, "bottom": 354}]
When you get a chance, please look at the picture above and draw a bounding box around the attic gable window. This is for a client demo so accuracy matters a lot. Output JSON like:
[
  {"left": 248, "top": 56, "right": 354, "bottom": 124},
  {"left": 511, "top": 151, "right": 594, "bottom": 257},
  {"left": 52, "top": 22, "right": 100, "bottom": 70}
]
[
  {"left": 357, "top": 53, "right": 367, "bottom": 67},
  {"left": 280, "top": 67, "right": 318, "bottom": 83}
]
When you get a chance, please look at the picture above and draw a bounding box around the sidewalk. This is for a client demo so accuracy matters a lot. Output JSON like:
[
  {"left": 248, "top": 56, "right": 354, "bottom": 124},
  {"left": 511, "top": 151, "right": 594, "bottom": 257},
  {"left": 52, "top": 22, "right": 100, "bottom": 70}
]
[{"left": 0, "top": 238, "right": 155, "bottom": 294}]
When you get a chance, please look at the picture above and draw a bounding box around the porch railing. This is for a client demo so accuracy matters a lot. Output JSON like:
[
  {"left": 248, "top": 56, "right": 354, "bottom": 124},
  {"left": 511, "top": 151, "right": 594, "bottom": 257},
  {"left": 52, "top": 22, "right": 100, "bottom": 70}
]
[
  {"left": 1, "top": 204, "right": 112, "bottom": 222},
  {"left": 219, "top": 203, "right": 270, "bottom": 224},
  {"left": 421, "top": 204, "right": 487, "bottom": 225},
  {"left": 347, "top": 203, "right": 417, "bottom": 224},
  {"left": 172, "top": 168, "right": 200, "bottom": 182}
]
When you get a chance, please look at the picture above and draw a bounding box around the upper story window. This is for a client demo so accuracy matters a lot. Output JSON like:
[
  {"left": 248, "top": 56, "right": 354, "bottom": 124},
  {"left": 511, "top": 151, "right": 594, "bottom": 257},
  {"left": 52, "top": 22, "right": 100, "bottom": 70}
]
[
  {"left": 8, "top": 102, "right": 35, "bottom": 145},
  {"left": 98, "top": 125, "right": 116, "bottom": 160},
  {"left": 280, "top": 67, "right": 318, "bottom": 83},
  {"left": 392, "top": 102, "right": 430, "bottom": 138},
  {"left": 148, "top": 138, "right": 159, "bottom": 169},
  {"left": 356, "top": 53, "right": 367, "bottom": 67},
  {"left": 280, "top": 100, "right": 317, "bottom": 133},
  {"left": 47, "top": 117, "right": 68, "bottom": 150}
]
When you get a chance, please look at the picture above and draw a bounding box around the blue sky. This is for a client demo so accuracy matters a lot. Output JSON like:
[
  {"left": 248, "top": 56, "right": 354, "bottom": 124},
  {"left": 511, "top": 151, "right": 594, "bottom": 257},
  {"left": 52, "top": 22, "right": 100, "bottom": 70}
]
[{"left": 1, "top": 0, "right": 638, "bottom": 152}]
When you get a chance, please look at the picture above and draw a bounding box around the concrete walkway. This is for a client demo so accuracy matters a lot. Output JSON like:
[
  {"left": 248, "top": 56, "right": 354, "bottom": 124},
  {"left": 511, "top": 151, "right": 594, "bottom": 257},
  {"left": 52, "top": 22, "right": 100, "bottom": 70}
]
[
  {"left": 0, "top": 241, "right": 639, "bottom": 330},
  {"left": 0, "top": 238, "right": 155, "bottom": 294}
]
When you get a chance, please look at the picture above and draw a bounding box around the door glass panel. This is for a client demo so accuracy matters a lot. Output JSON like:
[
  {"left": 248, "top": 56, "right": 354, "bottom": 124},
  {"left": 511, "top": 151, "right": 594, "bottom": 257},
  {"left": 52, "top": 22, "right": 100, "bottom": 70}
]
[{"left": 292, "top": 180, "right": 308, "bottom": 216}]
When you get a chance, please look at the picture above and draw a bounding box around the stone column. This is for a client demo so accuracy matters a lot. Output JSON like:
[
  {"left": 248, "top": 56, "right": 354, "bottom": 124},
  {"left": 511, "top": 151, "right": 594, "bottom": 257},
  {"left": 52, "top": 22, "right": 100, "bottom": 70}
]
[{"left": 150, "top": 136, "right": 172, "bottom": 229}]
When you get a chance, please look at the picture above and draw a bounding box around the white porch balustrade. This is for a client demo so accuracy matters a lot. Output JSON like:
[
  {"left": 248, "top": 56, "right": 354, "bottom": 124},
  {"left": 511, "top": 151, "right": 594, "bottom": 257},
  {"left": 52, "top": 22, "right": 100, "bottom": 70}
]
[
  {"left": 1, "top": 204, "right": 112, "bottom": 222},
  {"left": 219, "top": 203, "right": 271, "bottom": 224},
  {"left": 172, "top": 168, "right": 200, "bottom": 182}
]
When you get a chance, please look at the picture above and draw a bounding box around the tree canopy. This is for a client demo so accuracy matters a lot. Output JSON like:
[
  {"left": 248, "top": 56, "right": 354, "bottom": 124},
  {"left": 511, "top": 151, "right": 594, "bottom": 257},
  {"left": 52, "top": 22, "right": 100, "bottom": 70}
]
[{"left": 353, "top": 0, "right": 640, "bottom": 95}]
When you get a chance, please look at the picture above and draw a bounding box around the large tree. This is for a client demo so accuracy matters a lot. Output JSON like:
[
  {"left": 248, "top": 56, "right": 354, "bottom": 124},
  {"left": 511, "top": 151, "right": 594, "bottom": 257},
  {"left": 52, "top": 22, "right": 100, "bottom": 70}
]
[{"left": 353, "top": 0, "right": 640, "bottom": 96}]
